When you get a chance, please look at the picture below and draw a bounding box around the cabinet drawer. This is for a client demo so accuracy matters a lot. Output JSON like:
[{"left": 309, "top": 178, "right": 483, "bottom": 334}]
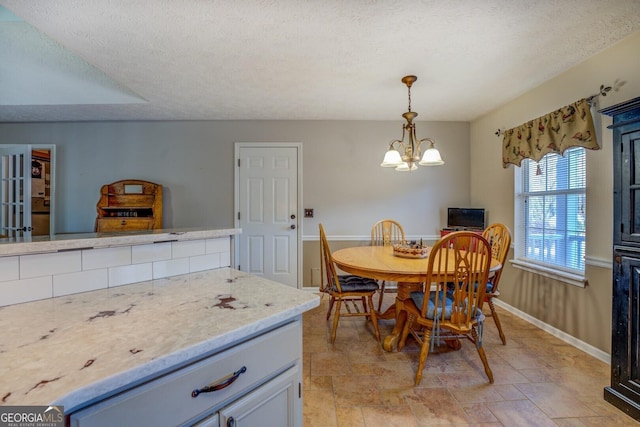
[
  {"left": 96, "top": 218, "right": 154, "bottom": 232},
  {"left": 69, "top": 320, "right": 301, "bottom": 427}
]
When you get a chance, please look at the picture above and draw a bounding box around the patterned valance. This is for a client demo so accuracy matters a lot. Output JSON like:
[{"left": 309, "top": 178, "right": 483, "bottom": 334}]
[{"left": 502, "top": 98, "right": 599, "bottom": 168}]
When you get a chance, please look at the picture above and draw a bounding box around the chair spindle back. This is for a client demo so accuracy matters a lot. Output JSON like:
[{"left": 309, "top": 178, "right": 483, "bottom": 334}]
[{"left": 422, "top": 231, "right": 492, "bottom": 328}]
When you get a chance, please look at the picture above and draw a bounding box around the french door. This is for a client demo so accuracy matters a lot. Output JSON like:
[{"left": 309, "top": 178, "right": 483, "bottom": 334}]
[
  {"left": 0, "top": 145, "right": 32, "bottom": 238},
  {"left": 0, "top": 144, "right": 55, "bottom": 239}
]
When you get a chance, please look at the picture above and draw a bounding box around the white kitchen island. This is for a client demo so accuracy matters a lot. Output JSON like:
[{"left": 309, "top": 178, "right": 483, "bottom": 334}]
[{"left": 0, "top": 267, "right": 319, "bottom": 426}]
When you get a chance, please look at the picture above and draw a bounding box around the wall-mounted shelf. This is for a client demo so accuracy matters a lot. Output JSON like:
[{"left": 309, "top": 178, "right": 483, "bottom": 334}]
[{"left": 95, "top": 179, "right": 162, "bottom": 232}]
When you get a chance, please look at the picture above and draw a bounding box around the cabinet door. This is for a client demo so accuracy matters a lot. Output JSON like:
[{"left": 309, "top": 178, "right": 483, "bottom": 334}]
[
  {"left": 610, "top": 255, "right": 640, "bottom": 402},
  {"left": 219, "top": 365, "right": 300, "bottom": 427},
  {"left": 619, "top": 130, "right": 640, "bottom": 246}
]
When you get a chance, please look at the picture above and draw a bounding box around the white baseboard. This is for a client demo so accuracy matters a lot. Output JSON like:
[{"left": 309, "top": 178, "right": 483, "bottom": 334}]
[{"left": 493, "top": 299, "right": 610, "bottom": 364}]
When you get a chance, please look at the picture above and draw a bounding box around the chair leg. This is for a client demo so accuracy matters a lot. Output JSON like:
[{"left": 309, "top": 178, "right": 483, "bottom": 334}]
[
  {"left": 397, "top": 312, "right": 414, "bottom": 351},
  {"left": 377, "top": 281, "right": 386, "bottom": 312},
  {"left": 330, "top": 299, "right": 342, "bottom": 344},
  {"left": 472, "top": 327, "right": 494, "bottom": 383},
  {"left": 488, "top": 298, "right": 506, "bottom": 345},
  {"left": 367, "top": 295, "right": 381, "bottom": 342},
  {"left": 415, "top": 329, "right": 432, "bottom": 386},
  {"left": 326, "top": 296, "right": 335, "bottom": 320}
]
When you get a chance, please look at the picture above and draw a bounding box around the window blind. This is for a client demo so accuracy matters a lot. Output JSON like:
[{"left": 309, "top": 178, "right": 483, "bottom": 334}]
[{"left": 516, "top": 147, "right": 585, "bottom": 272}]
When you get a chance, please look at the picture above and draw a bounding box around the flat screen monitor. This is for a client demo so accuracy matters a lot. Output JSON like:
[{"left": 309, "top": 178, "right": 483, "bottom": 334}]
[{"left": 447, "top": 208, "right": 486, "bottom": 230}]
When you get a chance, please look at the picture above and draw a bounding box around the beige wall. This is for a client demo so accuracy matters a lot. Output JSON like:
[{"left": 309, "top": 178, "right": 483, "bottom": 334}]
[
  {"left": 469, "top": 31, "right": 640, "bottom": 353},
  {"left": 0, "top": 119, "right": 471, "bottom": 294},
  {"left": 0, "top": 120, "right": 469, "bottom": 236}
]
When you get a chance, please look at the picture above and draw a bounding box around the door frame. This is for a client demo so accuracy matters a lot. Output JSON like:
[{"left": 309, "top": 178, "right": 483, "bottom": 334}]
[{"left": 233, "top": 142, "right": 303, "bottom": 288}]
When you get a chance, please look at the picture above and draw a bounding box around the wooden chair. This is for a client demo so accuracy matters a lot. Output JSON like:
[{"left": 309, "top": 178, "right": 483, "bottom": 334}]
[
  {"left": 397, "top": 231, "right": 493, "bottom": 385},
  {"left": 371, "top": 219, "right": 406, "bottom": 312},
  {"left": 482, "top": 223, "right": 512, "bottom": 345},
  {"left": 319, "top": 224, "right": 381, "bottom": 344}
]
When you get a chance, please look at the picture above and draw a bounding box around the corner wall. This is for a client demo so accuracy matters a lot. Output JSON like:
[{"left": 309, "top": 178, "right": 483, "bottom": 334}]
[{"left": 469, "top": 31, "right": 640, "bottom": 353}]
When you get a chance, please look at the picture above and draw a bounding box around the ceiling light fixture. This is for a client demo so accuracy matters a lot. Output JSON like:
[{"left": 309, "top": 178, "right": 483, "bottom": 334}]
[{"left": 380, "top": 75, "right": 444, "bottom": 171}]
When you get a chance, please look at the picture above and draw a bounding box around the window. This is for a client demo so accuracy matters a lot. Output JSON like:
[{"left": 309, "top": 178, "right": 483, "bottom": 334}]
[{"left": 514, "top": 147, "right": 586, "bottom": 280}]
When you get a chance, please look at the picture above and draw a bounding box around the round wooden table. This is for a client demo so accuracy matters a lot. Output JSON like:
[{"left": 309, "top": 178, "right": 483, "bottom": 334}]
[{"left": 331, "top": 245, "right": 500, "bottom": 351}]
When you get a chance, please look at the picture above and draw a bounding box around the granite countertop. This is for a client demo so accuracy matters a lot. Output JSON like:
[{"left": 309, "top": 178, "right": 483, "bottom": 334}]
[
  {"left": 0, "top": 227, "right": 242, "bottom": 256},
  {"left": 0, "top": 268, "right": 319, "bottom": 413}
]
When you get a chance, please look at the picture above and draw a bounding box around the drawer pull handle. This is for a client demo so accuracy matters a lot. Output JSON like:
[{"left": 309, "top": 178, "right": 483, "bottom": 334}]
[{"left": 191, "top": 366, "right": 247, "bottom": 398}]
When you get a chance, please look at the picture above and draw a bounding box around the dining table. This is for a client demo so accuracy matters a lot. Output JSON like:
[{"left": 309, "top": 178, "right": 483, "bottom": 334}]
[{"left": 331, "top": 245, "right": 501, "bottom": 351}]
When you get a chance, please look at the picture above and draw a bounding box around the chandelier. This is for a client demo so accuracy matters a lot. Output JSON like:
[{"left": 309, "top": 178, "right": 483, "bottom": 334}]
[{"left": 380, "top": 75, "right": 444, "bottom": 171}]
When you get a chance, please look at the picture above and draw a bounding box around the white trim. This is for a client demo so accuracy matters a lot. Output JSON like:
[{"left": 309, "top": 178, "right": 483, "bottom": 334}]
[
  {"left": 509, "top": 259, "right": 588, "bottom": 288},
  {"left": 493, "top": 299, "right": 610, "bottom": 364},
  {"left": 585, "top": 255, "right": 612, "bottom": 269},
  {"left": 233, "top": 142, "right": 303, "bottom": 289}
]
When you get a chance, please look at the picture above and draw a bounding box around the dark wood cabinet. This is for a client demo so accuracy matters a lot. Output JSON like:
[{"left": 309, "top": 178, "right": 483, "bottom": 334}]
[{"left": 601, "top": 97, "right": 640, "bottom": 420}]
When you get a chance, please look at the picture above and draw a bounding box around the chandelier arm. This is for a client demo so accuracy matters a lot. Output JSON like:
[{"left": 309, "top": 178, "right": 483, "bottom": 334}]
[
  {"left": 388, "top": 139, "right": 404, "bottom": 150},
  {"left": 417, "top": 137, "right": 435, "bottom": 149}
]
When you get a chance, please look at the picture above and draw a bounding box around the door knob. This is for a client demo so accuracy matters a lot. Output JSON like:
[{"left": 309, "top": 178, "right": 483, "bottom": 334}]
[
  {"left": 290, "top": 214, "right": 296, "bottom": 219},
  {"left": 290, "top": 224, "right": 296, "bottom": 229}
]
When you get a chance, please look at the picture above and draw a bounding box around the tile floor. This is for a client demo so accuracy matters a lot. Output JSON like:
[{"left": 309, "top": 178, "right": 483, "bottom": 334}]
[{"left": 302, "top": 293, "right": 639, "bottom": 426}]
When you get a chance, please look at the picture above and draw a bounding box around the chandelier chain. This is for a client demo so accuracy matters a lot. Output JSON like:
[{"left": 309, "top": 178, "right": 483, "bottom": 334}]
[{"left": 407, "top": 85, "right": 412, "bottom": 112}]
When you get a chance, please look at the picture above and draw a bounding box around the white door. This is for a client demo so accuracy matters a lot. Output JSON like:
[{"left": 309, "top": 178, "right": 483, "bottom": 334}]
[
  {"left": 0, "top": 145, "right": 32, "bottom": 238},
  {"left": 235, "top": 144, "right": 301, "bottom": 288}
]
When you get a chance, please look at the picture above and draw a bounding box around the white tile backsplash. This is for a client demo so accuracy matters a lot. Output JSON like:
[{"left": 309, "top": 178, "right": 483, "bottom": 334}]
[
  {"left": 109, "top": 263, "right": 153, "bottom": 287},
  {"left": 0, "top": 234, "right": 232, "bottom": 306},
  {"left": 20, "top": 251, "right": 82, "bottom": 279},
  {"left": 132, "top": 242, "right": 172, "bottom": 264},
  {"left": 172, "top": 240, "right": 206, "bottom": 258},
  {"left": 220, "top": 251, "right": 230, "bottom": 267},
  {"left": 0, "top": 276, "right": 52, "bottom": 306},
  {"left": 206, "top": 238, "right": 229, "bottom": 254},
  {"left": 0, "top": 257, "right": 19, "bottom": 282},
  {"left": 189, "top": 253, "right": 221, "bottom": 272},
  {"left": 54, "top": 269, "right": 108, "bottom": 297},
  {"left": 82, "top": 247, "right": 131, "bottom": 270},
  {"left": 153, "top": 257, "right": 190, "bottom": 279}
]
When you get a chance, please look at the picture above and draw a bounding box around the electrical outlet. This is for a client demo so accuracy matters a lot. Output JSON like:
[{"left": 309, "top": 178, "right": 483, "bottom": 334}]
[{"left": 304, "top": 208, "right": 314, "bottom": 218}]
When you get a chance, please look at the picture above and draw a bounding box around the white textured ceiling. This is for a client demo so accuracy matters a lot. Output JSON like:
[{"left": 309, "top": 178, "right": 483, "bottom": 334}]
[{"left": 0, "top": 0, "right": 639, "bottom": 123}]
